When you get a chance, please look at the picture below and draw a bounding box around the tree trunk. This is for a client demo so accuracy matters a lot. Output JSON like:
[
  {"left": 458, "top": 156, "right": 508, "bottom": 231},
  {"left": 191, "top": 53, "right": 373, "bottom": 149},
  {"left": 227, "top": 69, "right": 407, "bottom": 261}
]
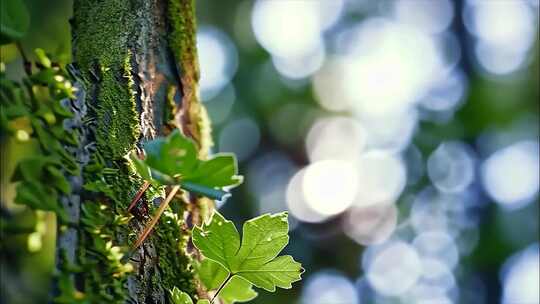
[{"left": 54, "top": 0, "right": 211, "bottom": 302}]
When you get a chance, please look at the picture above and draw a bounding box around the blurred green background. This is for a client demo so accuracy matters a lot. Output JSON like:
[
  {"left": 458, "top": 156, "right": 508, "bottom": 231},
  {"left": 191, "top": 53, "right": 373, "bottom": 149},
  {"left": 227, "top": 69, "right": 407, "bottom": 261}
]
[{"left": 1, "top": 0, "right": 539, "bottom": 303}]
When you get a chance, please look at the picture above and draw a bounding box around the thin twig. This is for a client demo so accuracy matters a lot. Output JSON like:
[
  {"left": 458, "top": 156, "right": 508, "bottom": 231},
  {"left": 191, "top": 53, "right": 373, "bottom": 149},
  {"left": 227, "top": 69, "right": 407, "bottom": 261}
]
[
  {"left": 127, "top": 181, "right": 151, "bottom": 213},
  {"left": 132, "top": 185, "right": 180, "bottom": 249}
]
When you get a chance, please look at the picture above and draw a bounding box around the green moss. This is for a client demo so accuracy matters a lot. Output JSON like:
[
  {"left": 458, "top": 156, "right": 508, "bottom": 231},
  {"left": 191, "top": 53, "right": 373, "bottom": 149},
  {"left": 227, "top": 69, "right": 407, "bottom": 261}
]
[
  {"left": 93, "top": 52, "right": 139, "bottom": 160},
  {"left": 72, "top": 0, "right": 133, "bottom": 71},
  {"left": 167, "top": 0, "right": 198, "bottom": 72},
  {"left": 153, "top": 210, "right": 198, "bottom": 296},
  {"left": 72, "top": 0, "right": 140, "bottom": 160}
]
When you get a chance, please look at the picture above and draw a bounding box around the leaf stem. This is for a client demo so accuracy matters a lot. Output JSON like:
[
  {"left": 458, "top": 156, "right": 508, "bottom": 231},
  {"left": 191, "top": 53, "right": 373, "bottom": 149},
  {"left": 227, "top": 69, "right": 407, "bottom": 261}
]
[
  {"left": 211, "top": 273, "right": 233, "bottom": 304},
  {"left": 132, "top": 185, "right": 180, "bottom": 249}
]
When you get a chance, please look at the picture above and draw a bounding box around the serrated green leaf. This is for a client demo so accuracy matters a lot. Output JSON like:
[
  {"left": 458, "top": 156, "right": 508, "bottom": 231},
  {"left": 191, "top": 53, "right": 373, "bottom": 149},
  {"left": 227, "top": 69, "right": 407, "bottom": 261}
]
[
  {"left": 235, "top": 255, "right": 303, "bottom": 292},
  {"left": 232, "top": 213, "right": 290, "bottom": 272},
  {"left": 192, "top": 212, "right": 240, "bottom": 270},
  {"left": 0, "top": 0, "right": 30, "bottom": 44},
  {"left": 220, "top": 276, "right": 258, "bottom": 304},
  {"left": 169, "top": 287, "right": 193, "bottom": 304},
  {"left": 193, "top": 211, "right": 303, "bottom": 293}
]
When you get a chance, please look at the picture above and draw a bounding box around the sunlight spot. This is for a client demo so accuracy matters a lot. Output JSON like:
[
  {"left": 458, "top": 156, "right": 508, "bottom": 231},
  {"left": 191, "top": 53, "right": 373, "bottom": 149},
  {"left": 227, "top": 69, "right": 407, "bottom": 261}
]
[{"left": 302, "top": 160, "right": 359, "bottom": 216}]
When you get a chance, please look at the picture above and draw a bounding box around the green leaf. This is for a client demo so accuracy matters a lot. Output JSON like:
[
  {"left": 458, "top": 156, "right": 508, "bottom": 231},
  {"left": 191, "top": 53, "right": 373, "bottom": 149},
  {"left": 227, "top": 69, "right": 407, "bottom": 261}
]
[
  {"left": 143, "top": 137, "right": 166, "bottom": 162},
  {"left": 168, "top": 287, "right": 210, "bottom": 304},
  {"left": 129, "top": 152, "right": 152, "bottom": 181},
  {"left": 12, "top": 156, "right": 50, "bottom": 182},
  {"left": 220, "top": 276, "right": 258, "bottom": 304},
  {"left": 181, "top": 181, "right": 228, "bottom": 201},
  {"left": 198, "top": 258, "right": 229, "bottom": 290},
  {"left": 144, "top": 129, "right": 198, "bottom": 178},
  {"left": 0, "top": 0, "right": 30, "bottom": 44},
  {"left": 192, "top": 212, "right": 240, "bottom": 270},
  {"left": 198, "top": 259, "right": 258, "bottom": 304},
  {"left": 34, "top": 48, "right": 51, "bottom": 68},
  {"left": 14, "top": 181, "right": 67, "bottom": 222},
  {"left": 184, "top": 154, "right": 243, "bottom": 188},
  {"left": 47, "top": 166, "right": 71, "bottom": 194},
  {"left": 193, "top": 211, "right": 303, "bottom": 292},
  {"left": 169, "top": 287, "right": 193, "bottom": 304},
  {"left": 11, "top": 156, "right": 70, "bottom": 194},
  {"left": 131, "top": 130, "right": 243, "bottom": 200},
  {"left": 14, "top": 181, "right": 57, "bottom": 210},
  {"left": 235, "top": 255, "right": 303, "bottom": 292},
  {"left": 232, "top": 213, "right": 290, "bottom": 272}
]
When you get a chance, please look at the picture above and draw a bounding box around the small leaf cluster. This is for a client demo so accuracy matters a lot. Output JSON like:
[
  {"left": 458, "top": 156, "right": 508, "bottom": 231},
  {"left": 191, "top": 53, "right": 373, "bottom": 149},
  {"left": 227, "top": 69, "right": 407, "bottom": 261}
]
[
  {"left": 80, "top": 202, "right": 133, "bottom": 276},
  {"left": 1, "top": 49, "right": 79, "bottom": 221},
  {"left": 52, "top": 201, "right": 134, "bottom": 304},
  {"left": 130, "top": 129, "right": 242, "bottom": 200}
]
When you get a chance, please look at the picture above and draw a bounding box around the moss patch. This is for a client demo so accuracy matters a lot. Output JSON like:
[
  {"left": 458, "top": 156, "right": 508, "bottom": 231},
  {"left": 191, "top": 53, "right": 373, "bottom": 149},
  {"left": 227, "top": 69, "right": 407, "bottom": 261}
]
[
  {"left": 72, "top": 0, "right": 140, "bottom": 160},
  {"left": 167, "top": 0, "right": 198, "bottom": 76},
  {"left": 154, "top": 211, "right": 198, "bottom": 296}
]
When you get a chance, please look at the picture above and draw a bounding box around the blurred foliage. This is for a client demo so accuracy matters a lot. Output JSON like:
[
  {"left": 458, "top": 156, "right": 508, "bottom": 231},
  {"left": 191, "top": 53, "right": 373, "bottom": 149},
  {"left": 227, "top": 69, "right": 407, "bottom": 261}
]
[
  {"left": 0, "top": 47, "right": 137, "bottom": 303},
  {"left": 0, "top": 0, "right": 31, "bottom": 44},
  {"left": 0, "top": 46, "right": 78, "bottom": 302},
  {"left": 1, "top": 49, "right": 78, "bottom": 218}
]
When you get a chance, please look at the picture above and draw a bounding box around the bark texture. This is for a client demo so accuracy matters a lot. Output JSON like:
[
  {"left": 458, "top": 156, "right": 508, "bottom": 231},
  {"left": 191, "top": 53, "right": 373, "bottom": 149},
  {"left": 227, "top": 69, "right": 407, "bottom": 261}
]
[{"left": 54, "top": 0, "right": 209, "bottom": 302}]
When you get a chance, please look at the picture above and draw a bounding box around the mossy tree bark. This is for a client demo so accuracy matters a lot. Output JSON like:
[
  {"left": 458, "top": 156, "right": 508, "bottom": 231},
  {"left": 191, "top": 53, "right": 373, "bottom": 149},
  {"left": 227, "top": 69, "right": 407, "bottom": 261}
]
[{"left": 55, "top": 0, "right": 211, "bottom": 302}]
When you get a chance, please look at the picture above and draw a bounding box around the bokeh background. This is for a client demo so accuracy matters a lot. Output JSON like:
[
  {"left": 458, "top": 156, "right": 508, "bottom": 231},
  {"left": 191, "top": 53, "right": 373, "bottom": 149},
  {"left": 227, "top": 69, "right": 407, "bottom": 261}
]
[{"left": 1, "top": 0, "right": 539, "bottom": 303}]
